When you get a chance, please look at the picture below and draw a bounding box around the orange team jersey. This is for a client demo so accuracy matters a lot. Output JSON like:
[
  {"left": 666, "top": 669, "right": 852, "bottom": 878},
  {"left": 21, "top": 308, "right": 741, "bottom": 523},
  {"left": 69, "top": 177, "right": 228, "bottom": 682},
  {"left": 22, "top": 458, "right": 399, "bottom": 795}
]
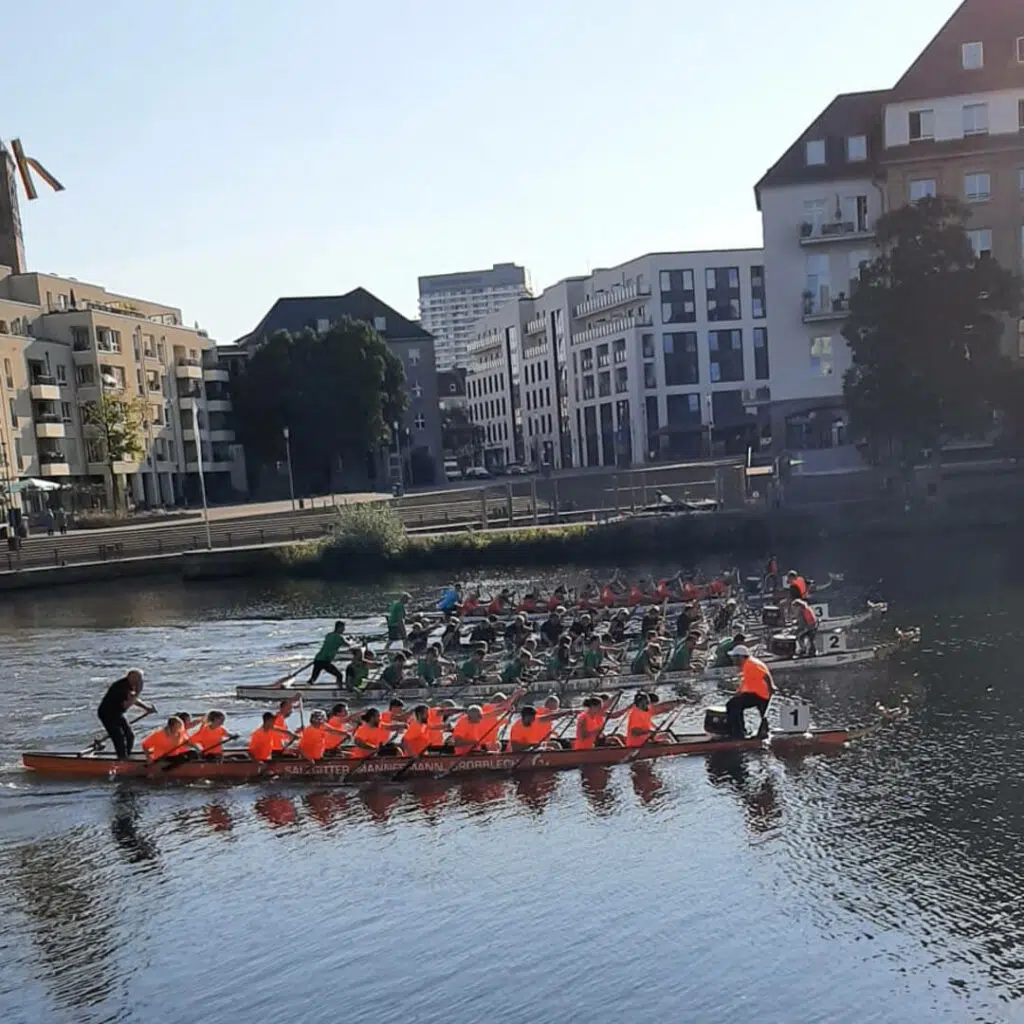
[
  {"left": 271, "top": 713, "right": 291, "bottom": 751},
  {"left": 799, "top": 604, "right": 817, "bottom": 627},
  {"left": 402, "top": 719, "right": 432, "bottom": 757},
  {"left": 426, "top": 708, "right": 447, "bottom": 746},
  {"left": 325, "top": 715, "right": 350, "bottom": 751},
  {"left": 625, "top": 707, "right": 655, "bottom": 748},
  {"left": 708, "top": 579, "right": 726, "bottom": 597},
  {"left": 487, "top": 598, "right": 505, "bottom": 616},
  {"left": 738, "top": 657, "right": 772, "bottom": 700},
  {"left": 349, "top": 722, "right": 392, "bottom": 759},
  {"left": 573, "top": 711, "right": 606, "bottom": 751},
  {"left": 297, "top": 725, "right": 327, "bottom": 761},
  {"left": 793, "top": 577, "right": 808, "bottom": 599},
  {"left": 509, "top": 719, "right": 551, "bottom": 748},
  {"left": 600, "top": 586, "right": 616, "bottom": 607},
  {"left": 248, "top": 727, "right": 276, "bottom": 762},
  {"left": 653, "top": 581, "right": 671, "bottom": 601},
  {"left": 380, "top": 711, "right": 401, "bottom": 728},
  {"left": 451, "top": 717, "right": 494, "bottom": 755},
  {"left": 142, "top": 728, "right": 183, "bottom": 761},
  {"left": 190, "top": 724, "right": 229, "bottom": 755},
  {"left": 628, "top": 586, "right": 645, "bottom": 606}
]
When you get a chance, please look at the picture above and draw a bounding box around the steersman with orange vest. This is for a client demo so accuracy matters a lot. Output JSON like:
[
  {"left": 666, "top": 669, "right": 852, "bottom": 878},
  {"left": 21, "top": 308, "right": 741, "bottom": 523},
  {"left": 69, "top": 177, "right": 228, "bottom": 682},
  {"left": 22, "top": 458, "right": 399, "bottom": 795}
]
[{"left": 726, "top": 645, "right": 776, "bottom": 738}]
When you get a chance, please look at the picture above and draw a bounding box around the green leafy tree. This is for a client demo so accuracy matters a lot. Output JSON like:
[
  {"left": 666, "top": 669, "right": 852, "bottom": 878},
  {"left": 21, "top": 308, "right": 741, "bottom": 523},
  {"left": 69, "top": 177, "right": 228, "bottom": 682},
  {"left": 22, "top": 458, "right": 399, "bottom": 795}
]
[
  {"left": 441, "top": 406, "right": 484, "bottom": 467},
  {"left": 842, "top": 196, "right": 1020, "bottom": 474},
  {"left": 232, "top": 319, "right": 407, "bottom": 493},
  {"left": 83, "top": 392, "right": 146, "bottom": 511}
]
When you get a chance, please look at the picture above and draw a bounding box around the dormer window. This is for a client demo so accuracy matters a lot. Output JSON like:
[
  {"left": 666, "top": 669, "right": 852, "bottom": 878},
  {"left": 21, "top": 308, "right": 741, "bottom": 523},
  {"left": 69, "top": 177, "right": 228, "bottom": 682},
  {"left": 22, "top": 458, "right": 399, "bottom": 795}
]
[
  {"left": 805, "top": 139, "right": 826, "bottom": 166},
  {"left": 847, "top": 135, "right": 867, "bottom": 162},
  {"left": 962, "top": 41, "right": 983, "bottom": 70}
]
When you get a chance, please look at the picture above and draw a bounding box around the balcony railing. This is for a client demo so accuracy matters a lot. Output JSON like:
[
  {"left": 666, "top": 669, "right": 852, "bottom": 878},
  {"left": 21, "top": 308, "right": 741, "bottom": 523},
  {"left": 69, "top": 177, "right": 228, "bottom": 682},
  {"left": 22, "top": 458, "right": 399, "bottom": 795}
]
[
  {"left": 39, "top": 450, "right": 66, "bottom": 464},
  {"left": 525, "top": 316, "right": 546, "bottom": 335},
  {"left": 802, "top": 292, "right": 851, "bottom": 322},
  {"left": 799, "top": 220, "right": 874, "bottom": 245},
  {"left": 574, "top": 282, "right": 651, "bottom": 318},
  {"left": 570, "top": 313, "right": 652, "bottom": 347},
  {"left": 36, "top": 412, "right": 62, "bottom": 424},
  {"left": 177, "top": 357, "right": 201, "bottom": 367},
  {"left": 31, "top": 373, "right": 56, "bottom": 386}
]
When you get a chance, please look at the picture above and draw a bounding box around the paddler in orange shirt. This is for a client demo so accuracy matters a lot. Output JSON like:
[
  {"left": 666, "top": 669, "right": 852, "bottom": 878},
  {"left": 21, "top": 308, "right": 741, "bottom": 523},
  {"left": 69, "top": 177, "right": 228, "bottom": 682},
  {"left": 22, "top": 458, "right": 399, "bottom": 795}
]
[
  {"left": 786, "top": 570, "right": 809, "bottom": 601},
  {"left": 141, "top": 716, "right": 190, "bottom": 761},
  {"left": 450, "top": 705, "right": 502, "bottom": 755},
  {"left": 271, "top": 699, "right": 295, "bottom": 752},
  {"left": 248, "top": 712, "right": 298, "bottom": 762},
  {"left": 297, "top": 709, "right": 345, "bottom": 762},
  {"left": 401, "top": 705, "right": 434, "bottom": 757},
  {"left": 624, "top": 691, "right": 687, "bottom": 748},
  {"left": 189, "top": 710, "right": 233, "bottom": 756},
  {"left": 726, "top": 645, "right": 776, "bottom": 738},
  {"left": 347, "top": 708, "right": 403, "bottom": 759},
  {"left": 324, "top": 702, "right": 353, "bottom": 755},
  {"left": 573, "top": 695, "right": 629, "bottom": 750},
  {"left": 508, "top": 705, "right": 560, "bottom": 751}
]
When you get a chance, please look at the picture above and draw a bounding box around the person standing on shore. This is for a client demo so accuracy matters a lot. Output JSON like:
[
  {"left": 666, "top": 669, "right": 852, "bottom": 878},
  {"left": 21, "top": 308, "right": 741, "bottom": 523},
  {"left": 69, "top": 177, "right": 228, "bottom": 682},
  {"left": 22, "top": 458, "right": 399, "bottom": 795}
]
[{"left": 96, "top": 669, "right": 154, "bottom": 759}]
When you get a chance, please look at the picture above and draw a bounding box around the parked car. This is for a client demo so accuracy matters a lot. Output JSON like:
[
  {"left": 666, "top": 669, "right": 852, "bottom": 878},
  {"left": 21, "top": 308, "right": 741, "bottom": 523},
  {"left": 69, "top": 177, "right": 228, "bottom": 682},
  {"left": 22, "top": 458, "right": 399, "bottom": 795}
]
[
  {"left": 464, "top": 466, "right": 491, "bottom": 480},
  {"left": 506, "top": 464, "right": 532, "bottom": 476},
  {"left": 443, "top": 459, "right": 462, "bottom": 481}
]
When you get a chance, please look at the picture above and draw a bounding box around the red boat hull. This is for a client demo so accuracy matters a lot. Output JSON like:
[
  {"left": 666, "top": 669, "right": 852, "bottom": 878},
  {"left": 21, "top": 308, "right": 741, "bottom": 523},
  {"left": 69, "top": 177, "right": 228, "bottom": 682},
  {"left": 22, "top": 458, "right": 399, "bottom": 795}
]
[{"left": 21, "top": 729, "right": 860, "bottom": 783}]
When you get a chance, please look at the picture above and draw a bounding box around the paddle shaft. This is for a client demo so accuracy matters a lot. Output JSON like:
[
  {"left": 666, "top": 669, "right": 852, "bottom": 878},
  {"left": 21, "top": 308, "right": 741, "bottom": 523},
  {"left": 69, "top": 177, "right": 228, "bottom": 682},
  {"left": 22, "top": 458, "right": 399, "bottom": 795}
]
[
  {"left": 82, "top": 707, "right": 155, "bottom": 755},
  {"left": 429, "top": 701, "right": 521, "bottom": 781},
  {"left": 273, "top": 660, "right": 315, "bottom": 688}
]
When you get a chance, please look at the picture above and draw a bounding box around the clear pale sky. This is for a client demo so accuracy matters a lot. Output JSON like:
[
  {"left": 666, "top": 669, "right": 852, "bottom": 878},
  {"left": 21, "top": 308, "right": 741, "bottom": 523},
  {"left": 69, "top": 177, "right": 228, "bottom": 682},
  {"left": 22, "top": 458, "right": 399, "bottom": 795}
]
[{"left": 6, "top": 0, "right": 959, "bottom": 344}]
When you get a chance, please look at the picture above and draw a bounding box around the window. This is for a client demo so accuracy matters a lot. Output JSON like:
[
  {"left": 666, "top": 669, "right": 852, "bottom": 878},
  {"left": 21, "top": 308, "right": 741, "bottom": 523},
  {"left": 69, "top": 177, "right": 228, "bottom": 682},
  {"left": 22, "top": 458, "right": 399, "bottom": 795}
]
[
  {"left": 414, "top": 413, "right": 426, "bottom": 431},
  {"left": 810, "top": 336, "right": 833, "bottom": 377},
  {"left": 2, "top": 358, "right": 10, "bottom": 388},
  {"left": 754, "top": 328, "right": 770, "bottom": 381},
  {"left": 581, "top": 349, "right": 593, "bottom": 372},
  {"left": 407, "top": 348, "right": 420, "bottom": 366},
  {"left": 70, "top": 326, "right": 90, "bottom": 351},
  {"left": 597, "top": 344, "right": 610, "bottom": 369},
  {"left": 662, "top": 332, "right": 699, "bottom": 387},
  {"left": 613, "top": 339, "right": 626, "bottom": 364},
  {"left": 964, "top": 172, "right": 991, "bottom": 202},
  {"left": 598, "top": 372, "right": 611, "bottom": 398},
  {"left": 1019, "top": 98, "right": 1024, "bottom": 131},
  {"left": 909, "top": 109, "right": 935, "bottom": 142},
  {"left": 708, "top": 330, "right": 744, "bottom": 383},
  {"left": 666, "top": 393, "right": 701, "bottom": 427},
  {"left": 805, "top": 140, "right": 826, "bottom": 166},
  {"left": 659, "top": 269, "right": 696, "bottom": 324},
  {"left": 8, "top": 398, "right": 16, "bottom": 427},
  {"left": 751, "top": 266, "right": 766, "bottom": 319},
  {"left": 644, "top": 363, "right": 657, "bottom": 389},
  {"left": 641, "top": 333, "right": 655, "bottom": 359},
  {"left": 1017, "top": 37, "right": 1024, "bottom": 63},
  {"left": 55, "top": 364, "right": 67, "bottom": 383},
  {"left": 705, "top": 267, "right": 741, "bottom": 321},
  {"left": 60, "top": 401, "right": 72, "bottom": 422},
  {"left": 968, "top": 229, "right": 992, "bottom": 258},
  {"left": 614, "top": 367, "right": 628, "bottom": 394},
  {"left": 583, "top": 376, "right": 595, "bottom": 400},
  {"left": 910, "top": 178, "right": 937, "bottom": 202},
  {"left": 847, "top": 135, "right": 867, "bottom": 162},
  {"left": 76, "top": 365, "right": 95, "bottom": 386},
  {"left": 963, "top": 103, "right": 989, "bottom": 137},
  {"left": 962, "top": 41, "right": 983, "bottom": 70}
]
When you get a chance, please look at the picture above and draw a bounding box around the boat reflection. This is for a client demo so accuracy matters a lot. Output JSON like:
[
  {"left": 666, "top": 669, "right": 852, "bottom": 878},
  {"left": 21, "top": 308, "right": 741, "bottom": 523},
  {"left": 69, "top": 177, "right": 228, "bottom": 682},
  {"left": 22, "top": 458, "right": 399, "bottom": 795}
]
[
  {"left": 580, "top": 765, "right": 616, "bottom": 816},
  {"left": 705, "top": 751, "right": 782, "bottom": 835},
  {"left": 110, "top": 788, "right": 161, "bottom": 862}
]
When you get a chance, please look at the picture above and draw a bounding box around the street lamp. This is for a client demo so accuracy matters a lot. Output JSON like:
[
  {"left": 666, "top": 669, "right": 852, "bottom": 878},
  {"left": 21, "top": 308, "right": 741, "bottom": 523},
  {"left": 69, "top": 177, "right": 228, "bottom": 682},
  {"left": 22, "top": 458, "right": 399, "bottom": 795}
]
[
  {"left": 393, "top": 420, "right": 401, "bottom": 487},
  {"left": 283, "top": 426, "right": 296, "bottom": 512}
]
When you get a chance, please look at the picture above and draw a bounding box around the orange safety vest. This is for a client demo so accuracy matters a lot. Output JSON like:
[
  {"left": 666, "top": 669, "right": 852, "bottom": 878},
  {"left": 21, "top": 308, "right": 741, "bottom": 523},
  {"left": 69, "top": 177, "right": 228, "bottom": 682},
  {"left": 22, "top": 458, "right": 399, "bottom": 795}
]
[
  {"left": 348, "top": 722, "right": 392, "bottom": 759},
  {"left": 325, "top": 715, "right": 350, "bottom": 751},
  {"left": 297, "top": 725, "right": 327, "bottom": 761},
  {"left": 738, "top": 656, "right": 772, "bottom": 700},
  {"left": 573, "top": 711, "right": 605, "bottom": 751},
  {"left": 625, "top": 707, "right": 655, "bottom": 748},
  {"left": 403, "top": 719, "right": 432, "bottom": 757},
  {"left": 191, "top": 724, "right": 229, "bottom": 756},
  {"left": 799, "top": 603, "right": 817, "bottom": 627},
  {"left": 248, "top": 727, "right": 276, "bottom": 762},
  {"left": 426, "top": 708, "right": 447, "bottom": 746},
  {"left": 509, "top": 719, "right": 550, "bottom": 748},
  {"left": 793, "top": 577, "right": 808, "bottom": 599},
  {"left": 451, "top": 717, "right": 492, "bottom": 755},
  {"left": 271, "top": 713, "right": 291, "bottom": 751},
  {"left": 142, "top": 728, "right": 184, "bottom": 761}
]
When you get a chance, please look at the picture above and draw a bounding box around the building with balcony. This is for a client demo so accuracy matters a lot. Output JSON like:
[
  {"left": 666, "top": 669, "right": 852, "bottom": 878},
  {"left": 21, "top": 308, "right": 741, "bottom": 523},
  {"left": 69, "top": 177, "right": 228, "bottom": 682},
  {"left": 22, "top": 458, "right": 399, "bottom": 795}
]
[
  {"left": 418, "top": 262, "right": 531, "bottom": 371},
  {"left": 237, "top": 287, "right": 444, "bottom": 490},
  {"left": 0, "top": 264, "right": 245, "bottom": 509},
  {"left": 755, "top": 90, "right": 887, "bottom": 452}
]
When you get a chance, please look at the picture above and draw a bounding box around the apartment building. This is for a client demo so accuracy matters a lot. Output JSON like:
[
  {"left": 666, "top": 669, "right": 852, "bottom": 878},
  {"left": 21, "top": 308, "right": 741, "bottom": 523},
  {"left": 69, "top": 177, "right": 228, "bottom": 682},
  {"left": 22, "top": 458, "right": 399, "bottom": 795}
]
[
  {"left": 880, "top": 2, "right": 1024, "bottom": 283},
  {"left": 238, "top": 288, "right": 444, "bottom": 488},
  {"left": 755, "top": 91, "right": 887, "bottom": 452},
  {"left": 418, "top": 263, "right": 531, "bottom": 371},
  {"left": 0, "top": 264, "right": 245, "bottom": 509}
]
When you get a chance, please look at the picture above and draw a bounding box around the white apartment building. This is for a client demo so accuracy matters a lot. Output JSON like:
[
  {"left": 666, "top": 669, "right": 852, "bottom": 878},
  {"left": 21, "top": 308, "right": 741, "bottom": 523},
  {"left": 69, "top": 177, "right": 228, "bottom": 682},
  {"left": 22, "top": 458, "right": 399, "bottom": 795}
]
[
  {"left": 418, "top": 262, "right": 530, "bottom": 371},
  {"left": 754, "top": 91, "right": 887, "bottom": 454}
]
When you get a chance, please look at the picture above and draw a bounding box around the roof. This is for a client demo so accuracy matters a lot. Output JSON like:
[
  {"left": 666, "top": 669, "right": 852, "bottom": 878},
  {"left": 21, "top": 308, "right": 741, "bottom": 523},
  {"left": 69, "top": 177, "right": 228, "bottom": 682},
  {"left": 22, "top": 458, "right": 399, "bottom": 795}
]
[
  {"left": 437, "top": 367, "right": 467, "bottom": 398},
  {"left": 754, "top": 91, "right": 888, "bottom": 209},
  {"left": 236, "top": 287, "right": 433, "bottom": 347},
  {"left": 889, "top": 0, "right": 1024, "bottom": 104},
  {"left": 418, "top": 263, "right": 527, "bottom": 295}
]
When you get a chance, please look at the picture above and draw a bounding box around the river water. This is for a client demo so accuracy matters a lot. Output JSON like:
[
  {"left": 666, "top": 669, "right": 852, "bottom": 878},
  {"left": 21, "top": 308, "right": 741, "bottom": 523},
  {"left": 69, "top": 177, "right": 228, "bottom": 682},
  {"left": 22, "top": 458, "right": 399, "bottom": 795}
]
[{"left": 1, "top": 549, "right": 1023, "bottom": 1024}]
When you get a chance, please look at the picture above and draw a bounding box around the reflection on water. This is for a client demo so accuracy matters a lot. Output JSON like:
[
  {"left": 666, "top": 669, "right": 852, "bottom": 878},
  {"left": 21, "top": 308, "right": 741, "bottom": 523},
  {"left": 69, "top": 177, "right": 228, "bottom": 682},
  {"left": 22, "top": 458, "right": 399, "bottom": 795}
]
[{"left": 5, "top": 554, "right": 1024, "bottom": 1022}]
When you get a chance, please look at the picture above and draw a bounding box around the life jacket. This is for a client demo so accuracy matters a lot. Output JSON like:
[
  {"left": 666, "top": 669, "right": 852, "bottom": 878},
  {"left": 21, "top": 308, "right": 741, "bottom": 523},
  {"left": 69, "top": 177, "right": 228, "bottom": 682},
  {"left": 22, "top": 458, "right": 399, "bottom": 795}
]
[
  {"left": 509, "top": 719, "right": 550, "bottom": 748},
  {"left": 708, "top": 579, "right": 726, "bottom": 597},
  {"left": 297, "top": 725, "right": 327, "bottom": 761},
  {"left": 680, "top": 582, "right": 698, "bottom": 602},
  {"left": 653, "top": 581, "right": 671, "bottom": 602},
  {"left": 600, "top": 586, "right": 616, "bottom": 607},
  {"left": 403, "top": 719, "right": 432, "bottom": 757},
  {"left": 628, "top": 585, "right": 645, "bottom": 606},
  {"left": 738, "top": 657, "right": 771, "bottom": 700},
  {"left": 487, "top": 597, "right": 505, "bottom": 616},
  {"left": 573, "top": 711, "right": 605, "bottom": 750},
  {"left": 625, "top": 707, "right": 655, "bottom": 748},
  {"left": 799, "top": 603, "right": 817, "bottom": 627}
]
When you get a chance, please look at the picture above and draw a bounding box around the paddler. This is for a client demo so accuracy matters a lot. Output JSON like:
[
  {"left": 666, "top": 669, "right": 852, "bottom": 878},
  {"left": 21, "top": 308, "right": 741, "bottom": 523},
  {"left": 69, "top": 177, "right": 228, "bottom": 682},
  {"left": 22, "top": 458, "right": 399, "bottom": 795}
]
[
  {"left": 325, "top": 702, "right": 353, "bottom": 755},
  {"left": 540, "top": 607, "right": 565, "bottom": 648},
  {"left": 508, "top": 705, "right": 559, "bottom": 752},
  {"left": 345, "top": 647, "right": 375, "bottom": 691},
  {"left": 248, "top": 711, "right": 298, "bottom": 762},
  {"left": 545, "top": 636, "right": 574, "bottom": 680},
  {"left": 546, "top": 586, "right": 568, "bottom": 613},
  {"left": 297, "top": 709, "right": 333, "bottom": 762},
  {"left": 624, "top": 691, "right": 686, "bottom": 747},
  {"left": 712, "top": 632, "right": 746, "bottom": 669},
  {"left": 308, "top": 621, "right": 349, "bottom": 684},
  {"left": 712, "top": 597, "right": 738, "bottom": 633},
  {"left": 387, "top": 593, "right": 412, "bottom": 642},
  {"left": 486, "top": 588, "right": 512, "bottom": 617},
  {"left": 469, "top": 615, "right": 500, "bottom": 646},
  {"left": 450, "top": 705, "right": 499, "bottom": 755},
  {"left": 786, "top": 570, "right": 808, "bottom": 601},
  {"left": 640, "top": 606, "right": 662, "bottom": 640},
  {"left": 582, "top": 635, "right": 610, "bottom": 677},
  {"left": 726, "top": 644, "right": 776, "bottom": 738},
  {"left": 417, "top": 645, "right": 451, "bottom": 686},
  {"left": 401, "top": 705, "right": 434, "bottom": 757},
  {"left": 792, "top": 597, "right": 818, "bottom": 658},
  {"left": 504, "top": 614, "right": 531, "bottom": 651},
  {"left": 141, "top": 716, "right": 191, "bottom": 761},
  {"left": 607, "top": 608, "right": 630, "bottom": 645},
  {"left": 664, "top": 632, "right": 698, "bottom": 673},
  {"left": 96, "top": 668, "right": 154, "bottom": 760},
  {"left": 380, "top": 651, "right": 409, "bottom": 689},
  {"left": 380, "top": 698, "right": 407, "bottom": 728},
  {"left": 189, "top": 710, "right": 232, "bottom": 757},
  {"left": 439, "top": 616, "right": 463, "bottom": 654},
  {"left": 500, "top": 649, "right": 538, "bottom": 688},
  {"left": 458, "top": 646, "right": 488, "bottom": 684},
  {"left": 348, "top": 708, "right": 402, "bottom": 759},
  {"left": 438, "top": 582, "right": 463, "bottom": 617},
  {"left": 573, "top": 696, "right": 628, "bottom": 750},
  {"left": 271, "top": 699, "right": 296, "bottom": 753},
  {"left": 630, "top": 638, "right": 664, "bottom": 679}
]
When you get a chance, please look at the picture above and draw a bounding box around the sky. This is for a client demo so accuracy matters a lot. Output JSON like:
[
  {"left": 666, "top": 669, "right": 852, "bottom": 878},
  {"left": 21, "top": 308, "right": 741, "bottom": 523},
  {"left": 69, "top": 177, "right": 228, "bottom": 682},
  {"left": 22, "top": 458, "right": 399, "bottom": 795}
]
[{"left": 6, "top": 0, "right": 961, "bottom": 344}]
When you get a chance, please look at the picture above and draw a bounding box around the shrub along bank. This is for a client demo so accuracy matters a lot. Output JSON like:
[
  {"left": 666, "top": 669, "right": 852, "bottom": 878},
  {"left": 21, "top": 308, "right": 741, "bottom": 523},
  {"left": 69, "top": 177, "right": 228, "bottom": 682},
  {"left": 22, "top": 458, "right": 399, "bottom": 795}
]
[{"left": 269, "top": 503, "right": 789, "bottom": 580}]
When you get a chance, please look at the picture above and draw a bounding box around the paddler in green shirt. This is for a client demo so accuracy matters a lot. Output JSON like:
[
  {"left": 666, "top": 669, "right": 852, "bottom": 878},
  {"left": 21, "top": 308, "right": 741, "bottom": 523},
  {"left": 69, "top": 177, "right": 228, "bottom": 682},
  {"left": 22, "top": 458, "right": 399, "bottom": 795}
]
[
  {"left": 344, "top": 647, "right": 375, "bottom": 691},
  {"left": 582, "top": 636, "right": 608, "bottom": 678},
  {"left": 459, "top": 646, "right": 487, "bottom": 683},
  {"left": 380, "top": 651, "right": 409, "bottom": 689},
  {"left": 713, "top": 632, "right": 746, "bottom": 669},
  {"left": 387, "top": 592, "right": 412, "bottom": 642},
  {"left": 501, "top": 650, "right": 537, "bottom": 687},
  {"left": 630, "top": 638, "right": 663, "bottom": 678},
  {"left": 417, "top": 645, "right": 453, "bottom": 686},
  {"left": 308, "top": 621, "right": 349, "bottom": 684},
  {"left": 664, "top": 633, "right": 697, "bottom": 673}
]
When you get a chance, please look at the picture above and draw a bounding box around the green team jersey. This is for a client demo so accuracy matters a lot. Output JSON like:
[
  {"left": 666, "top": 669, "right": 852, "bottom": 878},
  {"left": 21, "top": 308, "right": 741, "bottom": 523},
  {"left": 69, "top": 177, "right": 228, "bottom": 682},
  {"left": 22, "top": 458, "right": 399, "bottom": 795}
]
[
  {"left": 583, "top": 650, "right": 603, "bottom": 673},
  {"left": 387, "top": 600, "right": 406, "bottom": 628},
  {"left": 546, "top": 655, "right": 565, "bottom": 678},
  {"left": 315, "top": 631, "right": 345, "bottom": 663},
  {"left": 665, "top": 641, "right": 691, "bottom": 672},
  {"left": 459, "top": 658, "right": 483, "bottom": 680},
  {"left": 345, "top": 661, "right": 369, "bottom": 688},
  {"left": 630, "top": 649, "right": 651, "bottom": 675},
  {"left": 713, "top": 638, "right": 738, "bottom": 668},
  {"left": 381, "top": 662, "right": 404, "bottom": 686},
  {"left": 418, "top": 659, "right": 442, "bottom": 684},
  {"left": 501, "top": 660, "right": 523, "bottom": 684}
]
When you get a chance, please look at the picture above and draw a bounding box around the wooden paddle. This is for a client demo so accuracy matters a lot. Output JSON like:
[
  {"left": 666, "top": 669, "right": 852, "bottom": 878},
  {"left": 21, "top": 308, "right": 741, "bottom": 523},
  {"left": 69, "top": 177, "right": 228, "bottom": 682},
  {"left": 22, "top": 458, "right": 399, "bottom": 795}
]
[
  {"left": 272, "top": 660, "right": 315, "bottom": 688},
  {"left": 79, "top": 708, "right": 155, "bottom": 756},
  {"left": 624, "top": 702, "right": 688, "bottom": 764},
  {"left": 427, "top": 698, "right": 524, "bottom": 782}
]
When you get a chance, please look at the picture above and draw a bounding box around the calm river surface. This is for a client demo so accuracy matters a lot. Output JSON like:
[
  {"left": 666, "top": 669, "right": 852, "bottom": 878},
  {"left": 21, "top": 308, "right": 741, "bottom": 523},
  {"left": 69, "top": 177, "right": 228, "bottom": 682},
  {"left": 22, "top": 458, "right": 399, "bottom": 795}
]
[{"left": 2, "top": 547, "right": 1024, "bottom": 1024}]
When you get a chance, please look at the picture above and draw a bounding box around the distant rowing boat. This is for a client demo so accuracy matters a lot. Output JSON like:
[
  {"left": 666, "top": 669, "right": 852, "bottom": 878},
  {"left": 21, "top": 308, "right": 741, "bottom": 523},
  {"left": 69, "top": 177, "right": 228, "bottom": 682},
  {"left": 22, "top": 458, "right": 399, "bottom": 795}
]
[
  {"left": 21, "top": 727, "right": 863, "bottom": 782},
  {"left": 234, "top": 644, "right": 880, "bottom": 704}
]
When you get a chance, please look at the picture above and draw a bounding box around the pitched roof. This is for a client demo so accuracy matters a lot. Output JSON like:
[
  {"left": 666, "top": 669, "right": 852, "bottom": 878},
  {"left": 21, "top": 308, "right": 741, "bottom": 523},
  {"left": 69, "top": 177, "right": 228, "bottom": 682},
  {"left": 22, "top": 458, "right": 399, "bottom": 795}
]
[
  {"left": 236, "top": 287, "right": 432, "bottom": 347},
  {"left": 889, "top": 0, "right": 1024, "bottom": 104},
  {"left": 754, "top": 91, "right": 888, "bottom": 209}
]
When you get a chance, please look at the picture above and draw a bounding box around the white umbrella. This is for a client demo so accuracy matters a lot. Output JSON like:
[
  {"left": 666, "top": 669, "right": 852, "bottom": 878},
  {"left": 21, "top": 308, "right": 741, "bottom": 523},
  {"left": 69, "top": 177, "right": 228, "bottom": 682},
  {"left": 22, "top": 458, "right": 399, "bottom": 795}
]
[{"left": 8, "top": 478, "right": 62, "bottom": 493}]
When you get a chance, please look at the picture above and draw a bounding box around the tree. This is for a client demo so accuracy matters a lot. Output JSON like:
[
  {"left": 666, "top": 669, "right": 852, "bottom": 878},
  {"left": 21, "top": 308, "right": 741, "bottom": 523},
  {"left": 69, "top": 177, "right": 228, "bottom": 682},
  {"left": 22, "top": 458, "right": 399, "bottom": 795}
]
[
  {"left": 842, "top": 196, "right": 1020, "bottom": 474},
  {"left": 441, "top": 406, "right": 485, "bottom": 467},
  {"left": 232, "top": 319, "right": 407, "bottom": 494},
  {"left": 83, "top": 392, "right": 145, "bottom": 511}
]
